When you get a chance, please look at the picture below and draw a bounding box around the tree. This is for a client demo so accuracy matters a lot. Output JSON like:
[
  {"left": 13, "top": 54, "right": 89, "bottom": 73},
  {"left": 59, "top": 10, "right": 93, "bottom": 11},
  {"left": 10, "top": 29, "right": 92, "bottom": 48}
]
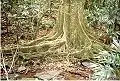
[{"left": 2, "top": 0, "right": 110, "bottom": 61}]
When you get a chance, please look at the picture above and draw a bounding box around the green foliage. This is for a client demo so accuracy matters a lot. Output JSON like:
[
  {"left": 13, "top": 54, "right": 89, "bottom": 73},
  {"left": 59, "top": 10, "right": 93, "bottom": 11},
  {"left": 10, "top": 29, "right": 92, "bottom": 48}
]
[
  {"left": 92, "top": 51, "right": 120, "bottom": 80},
  {"left": 85, "top": 0, "right": 120, "bottom": 31},
  {"left": 85, "top": 1, "right": 120, "bottom": 79},
  {"left": 1, "top": 0, "right": 56, "bottom": 45}
]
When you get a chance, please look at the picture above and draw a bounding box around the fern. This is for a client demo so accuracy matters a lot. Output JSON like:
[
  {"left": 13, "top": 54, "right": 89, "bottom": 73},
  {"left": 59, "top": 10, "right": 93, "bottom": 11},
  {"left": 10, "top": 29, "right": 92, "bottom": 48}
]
[{"left": 92, "top": 50, "right": 120, "bottom": 80}]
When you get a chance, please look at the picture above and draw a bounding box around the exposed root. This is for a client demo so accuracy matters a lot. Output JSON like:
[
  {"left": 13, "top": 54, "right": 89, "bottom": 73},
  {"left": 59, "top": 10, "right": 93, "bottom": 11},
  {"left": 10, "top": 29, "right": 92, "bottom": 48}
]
[
  {"left": 22, "top": 28, "right": 64, "bottom": 46},
  {"left": 2, "top": 39, "right": 66, "bottom": 53}
]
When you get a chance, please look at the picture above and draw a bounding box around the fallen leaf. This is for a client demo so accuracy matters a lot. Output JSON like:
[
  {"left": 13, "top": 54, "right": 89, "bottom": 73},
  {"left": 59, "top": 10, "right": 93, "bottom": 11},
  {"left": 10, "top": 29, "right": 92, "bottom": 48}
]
[{"left": 18, "top": 66, "right": 26, "bottom": 72}]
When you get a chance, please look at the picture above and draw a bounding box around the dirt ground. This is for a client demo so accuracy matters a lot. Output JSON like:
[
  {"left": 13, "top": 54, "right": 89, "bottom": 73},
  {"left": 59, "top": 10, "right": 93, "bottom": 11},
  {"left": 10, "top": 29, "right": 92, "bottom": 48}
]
[{"left": 1, "top": 54, "right": 93, "bottom": 80}]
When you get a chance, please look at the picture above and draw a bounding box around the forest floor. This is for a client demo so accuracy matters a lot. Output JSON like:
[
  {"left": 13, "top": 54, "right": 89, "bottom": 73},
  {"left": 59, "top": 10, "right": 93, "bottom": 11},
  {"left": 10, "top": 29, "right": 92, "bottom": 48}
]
[
  {"left": 1, "top": 28, "right": 93, "bottom": 80},
  {"left": 1, "top": 55, "right": 93, "bottom": 80}
]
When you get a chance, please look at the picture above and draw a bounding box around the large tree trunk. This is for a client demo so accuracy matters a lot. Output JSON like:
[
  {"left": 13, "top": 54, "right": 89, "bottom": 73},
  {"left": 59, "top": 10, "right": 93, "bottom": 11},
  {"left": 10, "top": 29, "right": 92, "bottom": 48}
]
[
  {"left": 63, "top": 0, "right": 91, "bottom": 48},
  {"left": 57, "top": 0, "right": 94, "bottom": 59}
]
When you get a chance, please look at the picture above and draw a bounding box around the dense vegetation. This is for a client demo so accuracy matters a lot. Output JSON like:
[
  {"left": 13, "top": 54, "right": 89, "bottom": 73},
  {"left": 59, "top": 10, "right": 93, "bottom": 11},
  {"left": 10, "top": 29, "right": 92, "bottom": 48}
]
[{"left": 1, "top": 0, "right": 120, "bottom": 80}]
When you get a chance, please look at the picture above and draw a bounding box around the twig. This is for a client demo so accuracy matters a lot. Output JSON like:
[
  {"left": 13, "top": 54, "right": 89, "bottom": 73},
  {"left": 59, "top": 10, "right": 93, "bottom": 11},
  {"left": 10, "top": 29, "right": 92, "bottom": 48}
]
[
  {"left": 1, "top": 53, "right": 9, "bottom": 81},
  {"left": 8, "top": 45, "right": 18, "bottom": 73}
]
